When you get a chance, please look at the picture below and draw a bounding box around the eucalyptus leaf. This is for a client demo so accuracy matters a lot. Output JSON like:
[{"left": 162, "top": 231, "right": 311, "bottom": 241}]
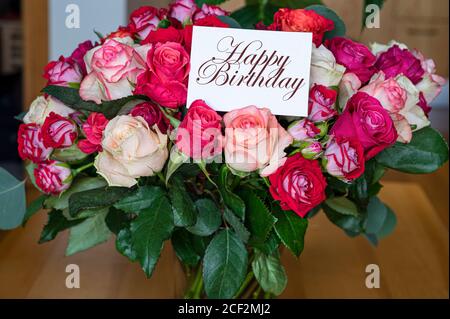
[
  {"left": 325, "top": 197, "right": 359, "bottom": 217},
  {"left": 0, "top": 168, "right": 26, "bottom": 230}
]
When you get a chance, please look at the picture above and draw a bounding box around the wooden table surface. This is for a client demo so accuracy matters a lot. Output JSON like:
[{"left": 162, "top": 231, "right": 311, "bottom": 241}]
[{"left": 0, "top": 181, "right": 448, "bottom": 299}]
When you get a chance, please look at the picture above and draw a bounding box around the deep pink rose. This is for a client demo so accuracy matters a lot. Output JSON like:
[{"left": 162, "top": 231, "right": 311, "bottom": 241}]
[
  {"left": 148, "top": 41, "right": 190, "bottom": 83},
  {"left": 34, "top": 161, "right": 72, "bottom": 195},
  {"left": 288, "top": 119, "right": 320, "bottom": 142},
  {"left": 269, "top": 154, "right": 327, "bottom": 218},
  {"left": 308, "top": 84, "right": 338, "bottom": 122},
  {"left": 135, "top": 73, "right": 187, "bottom": 108},
  {"left": 41, "top": 112, "right": 78, "bottom": 149},
  {"left": 17, "top": 123, "right": 53, "bottom": 163},
  {"left": 193, "top": 4, "right": 228, "bottom": 21},
  {"left": 325, "top": 136, "right": 365, "bottom": 181},
  {"left": 175, "top": 100, "right": 223, "bottom": 160},
  {"left": 326, "top": 37, "right": 376, "bottom": 83},
  {"left": 130, "top": 102, "right": 170, "bottom": 134},
  {"left": 70, "top": 40, "right": 94, "bottom": 75},
  {"left": 375, "top": 45, "right": 425, "bottom": 85},
  {"left": 169, "top": 0, "right": 198, "bottom": 24},
  {"left": 128, "top": 6, "right": 164, "bottom": 39},
  {"left": 43, "top": 56, "right": 83, "bottom": 86},
  {"left": 142, "top": 26, "right": 184, "bottom": 45},
  {"left": 78, "top": 113, "right": 109, "bottom": 154},
  {"left": 331, "top": 92, "right": 398, "bottom": 159}
]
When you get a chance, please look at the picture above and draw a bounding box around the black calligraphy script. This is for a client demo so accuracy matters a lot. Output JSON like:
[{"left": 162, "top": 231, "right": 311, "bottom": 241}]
[{"left": 195, "top": 36, "right": 305, "bottom": 101}]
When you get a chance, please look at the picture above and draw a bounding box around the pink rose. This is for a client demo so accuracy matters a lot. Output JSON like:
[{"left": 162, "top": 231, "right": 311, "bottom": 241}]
[
  {"left": 224, "top": 106, "right": 293, "bottom": 177},
  {"left": 80, "top": 38, "right": 150, "bottom": 104},
  {"left": 326, "top": 37, "right": 376, "bottom": 83},
  {"left": 41, "top": 112, "right": 78, "bottom": 149},
  {"left": 17, "top": 123, "right": 53, "bottom": 163},
  {"left": 308, "top": 84, "right": 338, "bottom": 122},
  {"left": 130, "top": 102, "right": 170, "bottom": 134},
  {"left": 176, "top": 100, "right": 223, "bottom": 160},
  {"left": 324, "top": 136, "right": 365, "bottom": 181},
  {"left": 135, "top": 74, "right": 188, "bottom": 109},
  {"left": 78, "top": 113, "right": 109, "bottom": 154},
  {"left": 418, "top": 92, "right": 432, "bottom": 117},
  {"left": 34, "top": 161, "right": 72, "bottom": 195},
  {"left": 70, "top": 40, "right": 94, "bottom": 75},
  {"left": 374, "top": 45, "right": 424, "bottom": 85},
  {"left": 193, "top": 4, "right": 228, "bottom": 21},
  {"left": 169, "top": 0, "right": 198, "bottom": 24},
  {"left": 338, "top": 72, "right": 362, "bottom": 110},
  {"left": 43, "top": 56, "right": 83, "bottom": 87},
  {"left": 288, "top": 119, "right": 320, "bottom": 142},
  {"left": 414, "top": 50, "right": 446, "bottom": 105},
  {"left": 331, "top": 92, "right": 398, "bottom": 159},
  {"left": 128, "top": 6, "right": 164, "bottom": 40}
]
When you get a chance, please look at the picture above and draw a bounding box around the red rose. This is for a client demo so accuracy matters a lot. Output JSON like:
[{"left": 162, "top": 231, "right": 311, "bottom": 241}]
[
  {"left": 175, "top": 99, "right": 223, "bottom": 160},
  {"left": 130, "top": 102, "right": 170, "bottom": 134},
  {"left": 269, "top": 154, "right": 327, "bottom": 218},
  {"left": 17, "top": 123, "right": 53, "bottom": 163},
  {"left": 70, "top": 40, "right": 94, "bottom": 75},
  {"left": 34, "top": 160, "right": 72, "bottom": 195},
  {"left": 183, "top": 16, "right": 230, "bottom": 53},
  {"left": 41, "top": 112, "right": 78, "bottom": 149},
  {"left": 324, "top": 136, "right": 365, "bottom": 181},
  {"left": 43, "top": 56, "right": 83, "bottom": 87},
  {"left": 308, "top": 84, "right": 338, "bottom": 122},
  {"left": 269, "top": 8, "right": 334, "bottom": 47},
  {"left": 142, "top": 26, "right": 184, "bottom": 45},
  {"left": 128, "top": 6, "right": 164, "bottom": 39},
  {"left": 78, "top": 112, "right": 109, "bottom": 154},
  {"left": 325, "top": 37, "right": 376, "bottom": 83},
  {"left": 331, "top": 92, "right": 398, "bottom": 160}
]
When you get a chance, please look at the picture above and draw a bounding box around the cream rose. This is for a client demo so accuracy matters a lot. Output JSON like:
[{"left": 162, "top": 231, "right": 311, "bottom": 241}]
[
  {"left": 95, "top": 115, "right": 168, "bottom": 187},
  {"left": 310, "top": 44, "right": 346, "bottom": 88},
  {"left": 24, "top": 96, "right": 74, "bottom": 125},
  {"left": 223, "top": 106, "right": 293, "bottom": 177}
]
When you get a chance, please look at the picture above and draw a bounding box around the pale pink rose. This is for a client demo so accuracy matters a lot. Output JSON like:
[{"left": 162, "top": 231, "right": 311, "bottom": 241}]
[
  {"left": 338, "top": 72, "right": 361, "bottom": 110},
  {"left": 169, "top": 0, "right": 198, "bottom": 24},
  {"left": 43, "top": 56, "right": 83, "bottom": 87},
  {"left": 24, "top": 96, "right": 74, "bottom": 125},
  {"left": 80, "top": 38, "right": 150, "bottom": 104},
  {"left": 414, "top": 50, "right": 446, "bottom": 104},
  {"left": 223, "top": 106, "right": 293, "bottom": 177},
  {"left": 193, "top": 4, "right": 228, "bottom": 21},
  {"left": 360, "top": 72, "right": 408, "bottom": 113},
  {"left": 390, "top": 113, "right": 412, "bottom": 144},
  {"left": 95, "top": 115, "right": 168, "bottom": 187}
]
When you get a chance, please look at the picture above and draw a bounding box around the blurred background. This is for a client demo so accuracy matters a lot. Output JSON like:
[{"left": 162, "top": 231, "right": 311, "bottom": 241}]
[{"left": 0, "top": 0, "right": 448, "bottom": 298}]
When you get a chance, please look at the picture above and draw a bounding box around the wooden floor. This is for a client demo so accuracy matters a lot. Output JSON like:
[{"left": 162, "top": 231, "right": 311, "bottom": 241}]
[{"left": 0, "top": 166, "right": 448, "bottom": 299}]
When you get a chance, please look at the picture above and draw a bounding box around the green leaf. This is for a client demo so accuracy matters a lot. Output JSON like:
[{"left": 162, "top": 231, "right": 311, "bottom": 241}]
[
  {"left": 25, "top": 162, "right": 39, "bottom": 189},
  {"left": 364, "top": 196, "right": 388, "bottom": 235},
  {"left": 203, "top": 229, "right": 248, "bottom": 299},
  {"left": 239, "top": 188, "right": 277, "bottom": 244},
  {"left": 231, "top": 4, "right": 279, "bottom": 28},
  {"left": 270, "top": 0, "right": 323, "bottom": 8},
  {"left": 39, "top": 210, "right": 84, "bottom": 243},
  {"left": 51, "top": 144, "right": 89, "bottom": 164},
  {"left": 0, "top": 167, "right": 26, "bottom": 230},
  {"left": 113, "top": 186, "right": 165, "bottom": 213},
  {"left": 323, "top": 204, "right": 362, "bottom": 234},
  {"left": 251, "top": 230, "right": 281, "bottom": 255},
  {"left": 362, "top": 0, "right": 385, "bottom": 29},
  {"left": 169, "top": 178, "right": 197, "bottom": 227},
  {"left": 187, "top": 199, "right": 221, "bottom": 236},
  {"left": 272, "top": 206, "right": 308, "bottom": 257},
  {"left": 172, "top": 228, "right": 202, "bottom": 267},
  {"left": 66, "top": 209, "right": 111, "bottom": 256},
  {"left": 105, "top": 207, "right": 131, "bottom": 235},
  {"left": 217, "top": 15, "right": 242, "bottom": 28},
  {"left": 306, "top": 5, "right": 346, "bottom": 39},
  {"left": 45, "top": 177, "right": 107, "bottom": 210},
  {"left": 116, "top": 227, "right": 138, "bottom": 262},
  {"left": 325, "top": 197, "right": 359, "bottom": 217},
  {"left": 252, "top": 250, "right": 287, "bottom": 296},
  {"left": 195, "top": 0, "right": 228, "bottom": 6},
  {"left": 23, "top": 195, "right": 49, "bottom": 225},
  {"left": 42, "top": 85, "right": 149, "bottom": 120},
  {"left": 130, "top": 195, "right": 174, "bottom": 277},
  {"left": 377, "top": 206, "right": 397, "bottom": 239},
  {"left": 165, "top": 148, "right": 189, "bottom": 185},
  {"left": 69, "top": 186, "right": 131, "bottom": 217},
  {"left": 218, "top": 166, "right": 246, "bottom": 219},
  {"left": 224, "top": 208, "right": 250, "bottom": 244},
  {"left": 376, "top": 127, "right": 449, "bottom": 174}
]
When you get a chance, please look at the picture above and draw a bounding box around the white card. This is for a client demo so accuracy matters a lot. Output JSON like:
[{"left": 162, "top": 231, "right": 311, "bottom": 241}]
[{"left": 187, "top": 26, "right": 313, "bottom": 117}]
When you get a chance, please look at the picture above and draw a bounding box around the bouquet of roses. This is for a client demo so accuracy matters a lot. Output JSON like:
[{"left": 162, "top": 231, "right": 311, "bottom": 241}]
[{"left": 12, "top": 0, "right": 448, "bottom": 299}]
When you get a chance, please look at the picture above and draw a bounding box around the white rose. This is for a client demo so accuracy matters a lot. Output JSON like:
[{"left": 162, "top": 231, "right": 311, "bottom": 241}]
[
  {"left": 24, "top": 96, "right": 74, "bottom": 125},
  {"left": 310, "top": 45, "right": 346, "bottom": 88}
]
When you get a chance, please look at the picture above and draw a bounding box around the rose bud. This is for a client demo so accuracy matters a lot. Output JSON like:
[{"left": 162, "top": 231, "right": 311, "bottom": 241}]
[
  {"left": 175, "top": 100, "right": 223, "bottom": 160},
  {"left": 316, "top": 122, "right": 329, "bottom": 139},
  {"left": 324, "top": 136, "right": 365, "bottom": 181},
  {"left": 78, "top": 112, "right": 109, "bottom": 154},
  {"left": 43, "top": 56, "right": 83, "bottom": 87},
  {"left": 269, "top": 154, "right": 327, "bottom": 218},
  {"left": 288, "top": 119, "right": 320, "bottom": 142},
  {"left": 130, "top": 102, "right": 170, "bottom": 134},
  {"left": 17, "top": 123, "right": 53, "bottom": 163},
  {"left": 308, "top": 84, "right": 338, "bottom": 123},
  {"left": 301, "top": 141, "right": 323, "bottom": 160},
  {"left": 41, "top": 112, "right": 78, "bottom": 149},
  {"left": 34, "top": 160, "right": 72, "bottom": 195}
]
